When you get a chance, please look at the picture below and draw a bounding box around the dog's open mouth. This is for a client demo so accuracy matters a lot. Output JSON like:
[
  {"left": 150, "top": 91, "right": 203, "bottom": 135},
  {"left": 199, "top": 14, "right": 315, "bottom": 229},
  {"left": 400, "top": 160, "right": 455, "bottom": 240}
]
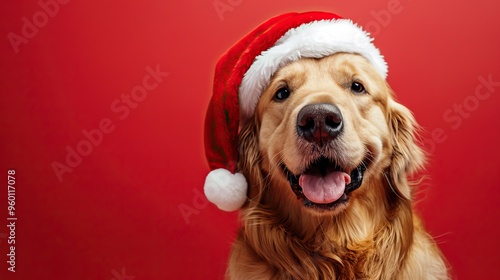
[{"left": 282, "top": 156, "right": 366, "bottom": 211}]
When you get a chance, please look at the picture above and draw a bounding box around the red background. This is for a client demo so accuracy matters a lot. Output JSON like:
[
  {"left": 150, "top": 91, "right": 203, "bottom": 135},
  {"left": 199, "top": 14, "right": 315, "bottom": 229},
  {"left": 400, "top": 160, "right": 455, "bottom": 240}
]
[{"left": 1, "top": 0, "right": 499, "bottom": 279}]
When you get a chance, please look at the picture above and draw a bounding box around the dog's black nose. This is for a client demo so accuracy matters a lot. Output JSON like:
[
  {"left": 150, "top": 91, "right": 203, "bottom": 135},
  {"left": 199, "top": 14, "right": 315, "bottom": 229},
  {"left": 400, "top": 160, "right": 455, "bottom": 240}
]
[{"left": 296, "top": 103, "right": 343, "bottom": 146}]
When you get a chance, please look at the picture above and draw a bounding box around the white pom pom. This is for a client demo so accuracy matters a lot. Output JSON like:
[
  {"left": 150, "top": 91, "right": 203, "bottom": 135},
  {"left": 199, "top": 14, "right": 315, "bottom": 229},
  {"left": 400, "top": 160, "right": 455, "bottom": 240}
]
[{"left": 204, "top": 168, "right": 248, "bottom": 212}]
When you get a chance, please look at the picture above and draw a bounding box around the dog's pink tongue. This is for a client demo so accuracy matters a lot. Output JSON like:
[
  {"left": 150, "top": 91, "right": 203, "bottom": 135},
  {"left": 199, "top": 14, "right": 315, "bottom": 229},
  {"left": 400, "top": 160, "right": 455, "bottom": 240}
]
[{"left": 299, "top": 172, "right": 351, "bottom": 204}]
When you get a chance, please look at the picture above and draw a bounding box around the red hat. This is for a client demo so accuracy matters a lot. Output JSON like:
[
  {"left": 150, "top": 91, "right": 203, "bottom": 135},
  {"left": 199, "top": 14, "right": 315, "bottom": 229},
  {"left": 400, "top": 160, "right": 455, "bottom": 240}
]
[{"left": 204, "top": 11, "right": 387, "bottom": 211}]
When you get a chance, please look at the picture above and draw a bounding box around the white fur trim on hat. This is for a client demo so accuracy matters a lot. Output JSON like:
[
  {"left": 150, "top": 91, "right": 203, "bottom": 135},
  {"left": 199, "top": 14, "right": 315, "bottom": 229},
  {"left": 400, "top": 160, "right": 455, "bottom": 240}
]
[
  {"left": 204, "top": 168, "right": 248, "bottom": 212},
  {"left": 239, "top": 19, "right": 388, "bottom": 123}
]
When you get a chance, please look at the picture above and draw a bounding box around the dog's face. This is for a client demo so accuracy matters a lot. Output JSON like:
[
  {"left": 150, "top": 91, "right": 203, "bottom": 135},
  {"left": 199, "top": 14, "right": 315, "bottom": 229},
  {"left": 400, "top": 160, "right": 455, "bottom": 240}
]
[{"left": 252, "top": 53, "right": 422, "bottom": 215}]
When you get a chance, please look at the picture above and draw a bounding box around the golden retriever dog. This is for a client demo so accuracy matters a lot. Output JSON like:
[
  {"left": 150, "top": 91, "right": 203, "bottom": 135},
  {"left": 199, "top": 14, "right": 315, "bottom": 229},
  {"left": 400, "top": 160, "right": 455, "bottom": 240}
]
[{"left": 228, "top": 53, "right": 449, "bottom": 279}]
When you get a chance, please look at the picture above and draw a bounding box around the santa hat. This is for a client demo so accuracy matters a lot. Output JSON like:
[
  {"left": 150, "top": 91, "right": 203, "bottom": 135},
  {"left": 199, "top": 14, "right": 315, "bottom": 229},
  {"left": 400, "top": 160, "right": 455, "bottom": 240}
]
[{"left": 204, "top": 11, "right": 387, "bottom": 212}]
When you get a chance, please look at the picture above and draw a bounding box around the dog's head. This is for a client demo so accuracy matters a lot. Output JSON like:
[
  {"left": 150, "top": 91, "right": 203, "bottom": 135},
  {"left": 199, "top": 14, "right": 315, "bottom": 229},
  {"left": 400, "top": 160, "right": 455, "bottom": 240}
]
[{"left": 240, "top": 53, "right": 424, "bottom": 216}]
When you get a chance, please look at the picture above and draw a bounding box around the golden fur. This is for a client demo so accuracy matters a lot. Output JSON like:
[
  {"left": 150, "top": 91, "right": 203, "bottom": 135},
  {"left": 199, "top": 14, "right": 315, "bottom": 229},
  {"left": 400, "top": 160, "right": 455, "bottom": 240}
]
[{"left": 228, "top": 53, "right": 449, "bottom": 279}]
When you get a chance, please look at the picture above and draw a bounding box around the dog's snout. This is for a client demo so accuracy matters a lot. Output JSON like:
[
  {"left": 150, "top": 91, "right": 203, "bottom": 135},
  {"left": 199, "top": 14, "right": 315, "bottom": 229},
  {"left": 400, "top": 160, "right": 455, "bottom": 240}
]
[{"left": 296, "top": 103, "right": 343, "bottom": 146}]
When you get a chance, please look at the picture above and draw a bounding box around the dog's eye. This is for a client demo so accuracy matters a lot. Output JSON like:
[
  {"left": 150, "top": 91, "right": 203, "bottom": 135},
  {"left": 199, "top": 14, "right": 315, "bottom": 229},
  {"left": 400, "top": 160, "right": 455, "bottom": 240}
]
[
  {"left": 273, "top": 87, "right": 290, "bottom": 101},
  {"left": 350, "top": 82, "right": 366, "bottom": 94}
]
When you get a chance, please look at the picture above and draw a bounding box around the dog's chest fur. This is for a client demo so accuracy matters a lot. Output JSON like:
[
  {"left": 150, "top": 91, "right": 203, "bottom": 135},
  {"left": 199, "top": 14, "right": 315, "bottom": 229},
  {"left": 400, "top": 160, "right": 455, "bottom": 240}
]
[{"left": 233, "top": 207, "right": 407, "bottom": 280}]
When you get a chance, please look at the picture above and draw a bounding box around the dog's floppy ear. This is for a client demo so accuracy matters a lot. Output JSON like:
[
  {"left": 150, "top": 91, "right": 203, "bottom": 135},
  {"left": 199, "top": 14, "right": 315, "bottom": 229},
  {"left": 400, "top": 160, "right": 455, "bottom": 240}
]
[
  {"left": 238, "top": 119, "right": 264, "bottom": 205},
  {"left": 387, "top": 99, "right": 426, "bottom": 200}
]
